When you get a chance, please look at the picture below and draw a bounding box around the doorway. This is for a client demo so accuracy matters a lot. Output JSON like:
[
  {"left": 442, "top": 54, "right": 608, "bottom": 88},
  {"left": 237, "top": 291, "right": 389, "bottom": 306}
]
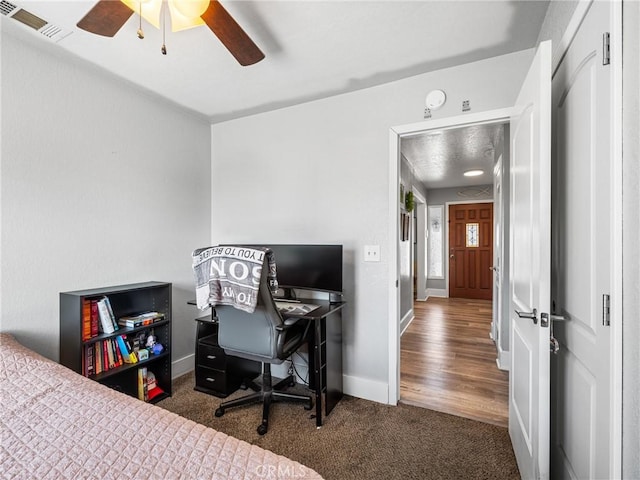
[{"left": 389, "top": 110, "right": 514, "bottom": 422}]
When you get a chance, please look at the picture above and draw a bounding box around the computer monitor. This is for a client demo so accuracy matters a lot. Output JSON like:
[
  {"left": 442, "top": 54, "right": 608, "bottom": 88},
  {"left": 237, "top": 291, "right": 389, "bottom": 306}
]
[{"left": 249, "top": 244, "right": 343, "bottom": 296}]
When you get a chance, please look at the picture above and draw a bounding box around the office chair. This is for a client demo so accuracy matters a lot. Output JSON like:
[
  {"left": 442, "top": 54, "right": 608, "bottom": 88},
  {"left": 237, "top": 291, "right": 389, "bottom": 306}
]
[{"left": 213, "top": 257, "right": 313, "bottom": 435}]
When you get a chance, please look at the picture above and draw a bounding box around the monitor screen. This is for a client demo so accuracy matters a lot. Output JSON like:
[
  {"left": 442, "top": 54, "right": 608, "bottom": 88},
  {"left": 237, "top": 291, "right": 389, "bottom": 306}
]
[{"left": 248, "top": 244, "right": 343, "bottom": 294}]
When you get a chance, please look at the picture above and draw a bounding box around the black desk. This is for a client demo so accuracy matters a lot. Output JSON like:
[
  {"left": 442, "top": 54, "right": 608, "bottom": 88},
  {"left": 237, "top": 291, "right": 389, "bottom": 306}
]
[
  {"left": 193, "top": 316, "right": 261, "bottom": 398},
  {"left": 189, "top": 299, "right": 345, "bottom": 428},
  {"left": 280, "top": 300, "right": 346, "bottom": 428}
]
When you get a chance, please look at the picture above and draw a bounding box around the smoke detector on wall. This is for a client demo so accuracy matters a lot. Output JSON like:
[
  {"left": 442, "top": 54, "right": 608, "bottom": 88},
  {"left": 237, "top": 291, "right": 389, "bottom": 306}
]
[{"left": 425, "top": 89, "right": 447, "bottom": 111}]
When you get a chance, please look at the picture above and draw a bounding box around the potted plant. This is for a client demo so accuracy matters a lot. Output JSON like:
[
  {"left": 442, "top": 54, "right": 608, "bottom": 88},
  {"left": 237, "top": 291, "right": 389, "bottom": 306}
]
[{"left": 405, "top": 191, "right": 415, "bottom": 212}]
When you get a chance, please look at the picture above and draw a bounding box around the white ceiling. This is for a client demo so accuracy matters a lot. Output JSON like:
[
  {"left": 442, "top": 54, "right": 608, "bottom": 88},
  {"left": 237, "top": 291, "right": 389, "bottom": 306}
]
[{"left": 3, "top": 0, "right": 549, "bottom": 124}]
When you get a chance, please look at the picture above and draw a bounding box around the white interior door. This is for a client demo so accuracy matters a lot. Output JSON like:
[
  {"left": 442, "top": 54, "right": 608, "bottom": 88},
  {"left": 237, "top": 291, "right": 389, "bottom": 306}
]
[
  {"left": 551, "top": 1, "right": 612, "bottom": 478},
  {"left": 509, "top": 40, "right": 552, "bottom": 480}
]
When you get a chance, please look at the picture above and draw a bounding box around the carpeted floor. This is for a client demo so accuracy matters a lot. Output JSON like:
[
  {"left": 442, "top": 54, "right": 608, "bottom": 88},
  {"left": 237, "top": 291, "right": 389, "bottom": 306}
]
[{"left": 158, "top": 372, "right": 521, "bottom": 480}]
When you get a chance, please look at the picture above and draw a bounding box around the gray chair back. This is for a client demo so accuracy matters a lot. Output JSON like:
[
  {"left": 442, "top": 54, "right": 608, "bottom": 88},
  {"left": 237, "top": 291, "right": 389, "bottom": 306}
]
[{"left": 216, "top": 258, "right": 288, "bottom": 364}]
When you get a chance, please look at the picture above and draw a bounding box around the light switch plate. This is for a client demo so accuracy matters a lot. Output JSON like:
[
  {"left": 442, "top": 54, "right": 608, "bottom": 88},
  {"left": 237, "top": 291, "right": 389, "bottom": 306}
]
[{"left": 364, "top": 245, "right": 380, "bottom": 262}]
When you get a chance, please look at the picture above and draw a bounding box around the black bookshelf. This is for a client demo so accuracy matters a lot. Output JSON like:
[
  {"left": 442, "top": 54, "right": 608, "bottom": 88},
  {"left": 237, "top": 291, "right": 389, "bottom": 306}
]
[{"left": 60, "top": 281, "right": 172, "bottom": 403}]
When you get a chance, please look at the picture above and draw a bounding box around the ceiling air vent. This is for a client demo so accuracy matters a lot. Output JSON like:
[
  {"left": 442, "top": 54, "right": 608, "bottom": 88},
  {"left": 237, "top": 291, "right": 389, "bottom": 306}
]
[
  {"left": 1, "top": 1, "right": 71, "bottom": 43},
  {"left": 11, "top": 8, "right": 47, "bottom": 30},
  {"left": 0, "top": 0, "right": 18, "bottom": 16}
]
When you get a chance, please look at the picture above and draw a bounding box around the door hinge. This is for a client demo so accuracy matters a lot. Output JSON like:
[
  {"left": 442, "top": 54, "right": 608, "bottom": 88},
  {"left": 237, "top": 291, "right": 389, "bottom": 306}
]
[
  {"left": 602, "top": 294, "right": 611, "bottom": 326},
  {"left": 603, "top": 32, "right": 611, "bottom": 65}
]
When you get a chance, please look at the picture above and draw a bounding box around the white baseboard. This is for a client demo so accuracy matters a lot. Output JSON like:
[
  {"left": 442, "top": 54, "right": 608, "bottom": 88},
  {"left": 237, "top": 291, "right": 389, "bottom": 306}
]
[
  {"left": 343, "top": 374, "right": 389, "bottom": 404},
  {"left": 400, "top": 309, "right": 414, "bottom": 336},
  {"left": 172, "top": 353, "right": 195, "bottom": 380},
  {"left": 496, "top": 348, "right": 510, "bottom": 371},
  {"left": 174, "top": 354, "right": 392, "bottom": 405},
  {"left": 415, "top": 293, "right": 428, "bottom": 301},
  {"left": 426, "top": 288, "right": 447, "bottom": 298}
]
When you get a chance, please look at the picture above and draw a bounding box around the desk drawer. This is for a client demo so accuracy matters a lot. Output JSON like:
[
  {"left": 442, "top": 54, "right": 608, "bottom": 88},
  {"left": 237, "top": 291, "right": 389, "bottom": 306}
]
[
  {"left": 197, "top": 343, "right": 226, "bottom": 370},
  {"left": 195, "top": 366, "right": 229, "bottom": 391}
]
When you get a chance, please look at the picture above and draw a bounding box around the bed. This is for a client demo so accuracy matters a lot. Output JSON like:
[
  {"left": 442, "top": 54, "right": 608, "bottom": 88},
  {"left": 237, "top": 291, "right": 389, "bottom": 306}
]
[{"left": 0, "top": 333, "right": 322, "bottom": 479}]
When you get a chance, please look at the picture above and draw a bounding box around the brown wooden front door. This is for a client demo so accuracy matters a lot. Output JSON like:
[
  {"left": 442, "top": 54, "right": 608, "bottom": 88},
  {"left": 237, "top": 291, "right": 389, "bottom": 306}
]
[{"left": 448, "top": 203, "right": 493, "bottom": 300}]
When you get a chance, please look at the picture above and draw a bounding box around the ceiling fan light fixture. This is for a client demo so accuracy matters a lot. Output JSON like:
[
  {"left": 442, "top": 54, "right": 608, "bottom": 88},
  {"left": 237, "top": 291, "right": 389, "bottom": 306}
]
[
  {"left": 172, "top": 0, "right": 209, "bottom": 19},
  {"left": 463, "top": 169, "right": 484, "bottom": 177},
  {"left": 121, "top": 0, "right": 162, "bottom": 29},
  {"left": 78, "top": 0, "right": 264, "bottom": 65},
  {"left": 121, "top": 0, "right": 207, "bottom": 32},
  {"left": 168, "top": 0, "right": 207, "bottom": 32}
]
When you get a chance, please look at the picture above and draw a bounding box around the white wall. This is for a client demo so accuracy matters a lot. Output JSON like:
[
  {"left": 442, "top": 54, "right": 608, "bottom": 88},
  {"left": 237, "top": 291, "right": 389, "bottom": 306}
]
[
  {"left": 211, "top": 48, "right": 534, "bottom": 402},
  {"left": 0, "top": 28, "right": 211, "bottom": 366}
]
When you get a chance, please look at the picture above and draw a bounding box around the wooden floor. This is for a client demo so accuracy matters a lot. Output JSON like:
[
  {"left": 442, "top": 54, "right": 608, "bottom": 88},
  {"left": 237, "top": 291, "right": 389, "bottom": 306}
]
[{"left": 400, "top": 297, "right": 509, "bottom": 427}]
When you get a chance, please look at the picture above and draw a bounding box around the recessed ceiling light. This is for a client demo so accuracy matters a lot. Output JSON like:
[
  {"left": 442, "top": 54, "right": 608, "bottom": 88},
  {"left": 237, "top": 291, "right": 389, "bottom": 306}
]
[{"left": 464, "top": 169, "right": 484, "bottom": 177}]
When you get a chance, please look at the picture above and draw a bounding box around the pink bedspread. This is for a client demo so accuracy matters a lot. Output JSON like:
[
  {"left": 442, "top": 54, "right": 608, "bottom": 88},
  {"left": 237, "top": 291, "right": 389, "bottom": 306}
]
[{"left": 0, "top": 333, "right": 322, "bottom": 479}]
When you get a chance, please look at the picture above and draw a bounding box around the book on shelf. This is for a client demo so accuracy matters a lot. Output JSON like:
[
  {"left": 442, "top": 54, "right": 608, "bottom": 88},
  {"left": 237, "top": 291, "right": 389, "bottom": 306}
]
[
  {"left": 117, "top": 312, "right": 165, "bottom": 328},
  {"left": 102, "top": 341, "right": 116, "bottom": 369},
  {"left": 94, "top": 343, "right": 102, "bottom": 375},
  {"left": 85, "top": 344, "right": 95, "bottom": 376},
  {"left": 138, "top": 367, "right": 148, "bottom": 402},
  {"left": 97, "top": 298, "right": 116, "bottom": 334},
  {"left": 90, "top": 300, "right": 99, "bottom": 337},
  {"left": 113, "top": 338, "right": 124, "bottom": 366},
  {"left": 82, "top": 299, "right": 91, "bottom": 341},
  {"left": 104, "top": 297, "right": 117, "bottom": 327}
]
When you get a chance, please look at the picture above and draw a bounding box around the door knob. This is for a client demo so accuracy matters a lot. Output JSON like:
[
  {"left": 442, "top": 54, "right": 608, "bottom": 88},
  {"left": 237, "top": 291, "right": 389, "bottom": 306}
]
[
  {"left": 515, "top": 308, "right": 538, "bottom": 324},
  {"left": 450, "top": 254, "right": 454, "bottom": 259}
]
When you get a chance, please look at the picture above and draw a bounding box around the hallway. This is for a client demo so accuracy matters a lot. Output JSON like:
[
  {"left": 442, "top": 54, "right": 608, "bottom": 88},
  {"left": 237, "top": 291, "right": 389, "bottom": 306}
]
[{"left": 400, "top": 297, "right": 509, "bottom": 427}]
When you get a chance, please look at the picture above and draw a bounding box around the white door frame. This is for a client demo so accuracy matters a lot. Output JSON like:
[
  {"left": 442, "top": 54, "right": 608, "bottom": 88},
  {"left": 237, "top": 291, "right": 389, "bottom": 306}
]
[{"left": 388, "top": 107, "right": 513, "bottom": 405}]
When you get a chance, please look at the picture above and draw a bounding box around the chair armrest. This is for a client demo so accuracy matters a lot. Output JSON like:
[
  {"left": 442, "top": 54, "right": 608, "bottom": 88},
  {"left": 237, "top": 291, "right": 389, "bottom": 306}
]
[{"left": 276, "top": 317, "right": 302, "bottom": 331}]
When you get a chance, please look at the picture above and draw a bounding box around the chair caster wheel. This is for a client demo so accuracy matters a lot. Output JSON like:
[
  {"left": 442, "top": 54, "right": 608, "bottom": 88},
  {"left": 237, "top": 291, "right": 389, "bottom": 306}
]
[
  {"left": 304, "top": 402, "right": 313, "bottom": 411},
  {"left": 257, "top": 423, "right": 268, "bottom": 435},
  {"left": 214, "top": 408, "right": 225, "bottom": 417}
]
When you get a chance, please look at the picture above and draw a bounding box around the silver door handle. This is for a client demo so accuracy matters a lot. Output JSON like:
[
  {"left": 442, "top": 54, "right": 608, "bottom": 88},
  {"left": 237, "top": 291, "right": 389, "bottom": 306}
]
[{"left": 515, "top": 308, "right": 538, "bottom": 324}]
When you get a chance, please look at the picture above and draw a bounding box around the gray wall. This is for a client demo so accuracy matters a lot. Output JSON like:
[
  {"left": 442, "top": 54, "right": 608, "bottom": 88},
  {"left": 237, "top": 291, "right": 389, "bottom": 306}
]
[
  {"left": 210, "top": 50, "right": 534, "bottom": 402},
  {"left": 0, "top": 28, "right": 212, "bottom": 368},
  {"left": 622, "top": 1, "right": 640, "bottom": 477},
  {"left": 399, "top": 155, "right": 425, "bottom": 321},
  {"left": 426, "top": 185, "right": 494, "bottom": 292},
  {"left": 536, "top": 0, "right": 580, "bottom": 67}
]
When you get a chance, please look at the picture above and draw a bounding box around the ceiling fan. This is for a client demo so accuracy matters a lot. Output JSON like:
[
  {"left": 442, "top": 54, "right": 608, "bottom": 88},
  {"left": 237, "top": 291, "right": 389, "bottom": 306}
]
[{"left": 76, "top": 0, "right": 264, "bottom": 66}]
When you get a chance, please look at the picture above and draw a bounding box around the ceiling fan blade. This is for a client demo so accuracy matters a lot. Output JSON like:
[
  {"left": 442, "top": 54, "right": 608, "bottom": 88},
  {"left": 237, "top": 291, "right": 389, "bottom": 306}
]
[
  {"left": 201, "top": 0, "right": 265, "bottom": 66},
  {"left": 77, "top": 1, "right": 133, "bottom": 37}
]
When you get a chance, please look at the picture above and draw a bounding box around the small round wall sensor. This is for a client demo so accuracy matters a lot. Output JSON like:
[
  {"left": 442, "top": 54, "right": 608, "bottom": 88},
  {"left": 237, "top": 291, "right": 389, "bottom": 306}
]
[{"left": 425, "top": 89, "right": 446, "bottom": 110}]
